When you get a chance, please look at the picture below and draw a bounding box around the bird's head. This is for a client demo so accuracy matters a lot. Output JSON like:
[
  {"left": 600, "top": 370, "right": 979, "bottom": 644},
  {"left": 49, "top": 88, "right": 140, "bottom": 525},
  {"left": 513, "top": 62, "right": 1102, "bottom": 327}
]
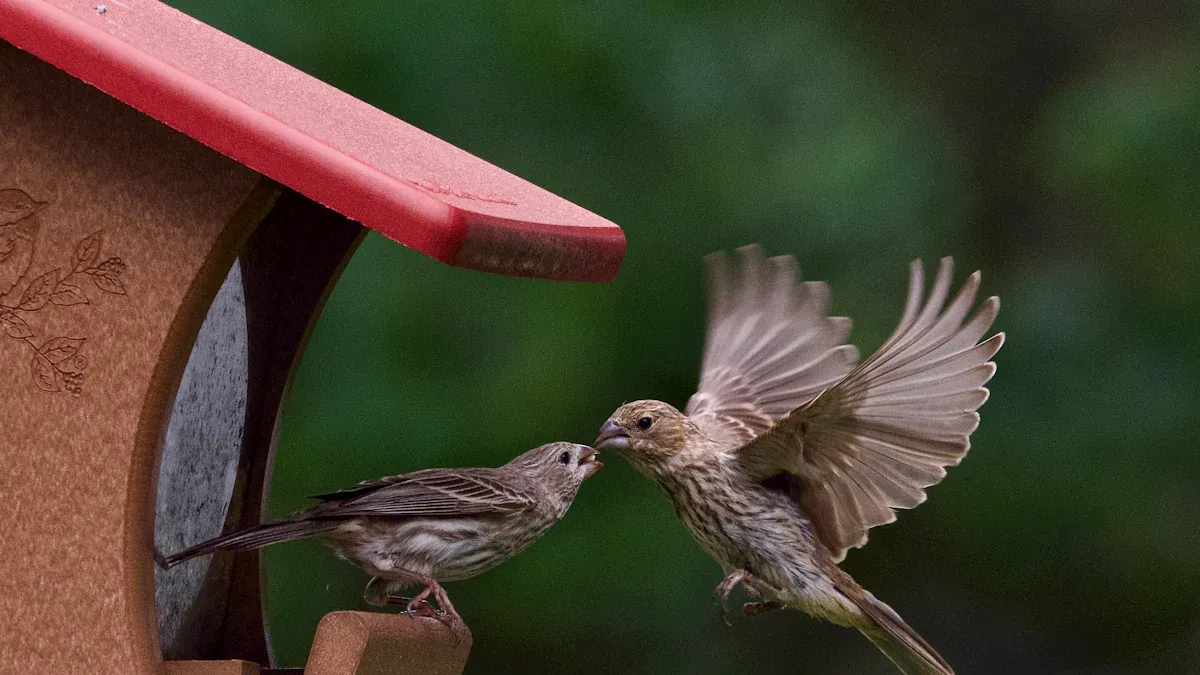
[
  {"left": 0, "top": 189, "right": 47, "bottom": 228},
  {"left": 508, "top": 441, "right": 603, "bottom": 489},
  {"left": 594, "top": 400, "right": 693, "bottom": 473}
]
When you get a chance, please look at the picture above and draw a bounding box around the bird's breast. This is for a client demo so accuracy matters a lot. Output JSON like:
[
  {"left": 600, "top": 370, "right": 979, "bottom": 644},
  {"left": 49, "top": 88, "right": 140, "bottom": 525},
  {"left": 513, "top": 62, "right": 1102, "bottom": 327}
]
[
  {"left": 657, "top": 464, "right": 822, "bottom": 590},
  {"left": 338, "top": 510, "right": 553, "bottom": 583}
]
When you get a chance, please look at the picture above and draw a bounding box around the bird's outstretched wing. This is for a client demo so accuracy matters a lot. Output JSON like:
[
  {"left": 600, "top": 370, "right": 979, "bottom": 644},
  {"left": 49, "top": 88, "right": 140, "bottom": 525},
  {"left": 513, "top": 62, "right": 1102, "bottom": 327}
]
[
  {"left": 685, "top": 245, "right": 860, "bottom": 448},
  {"left": 736, "top": 258, "right": 1003, "bottom": 561},
  {"left": 305, "top": 467, "right": 534, "bottom": 518}
]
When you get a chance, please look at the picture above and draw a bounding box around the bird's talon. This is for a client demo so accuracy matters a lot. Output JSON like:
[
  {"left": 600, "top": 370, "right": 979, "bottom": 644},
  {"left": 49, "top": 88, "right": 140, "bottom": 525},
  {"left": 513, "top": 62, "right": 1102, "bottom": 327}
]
[
  {"left": 433, "top": 610, "right": 464, "bottom": 633},
  {"left": 713, "top": 568, "right": 747, "bottom": 617},
  {"left": 712, "top": 594, "right": 734, "bottom": 626},
  {"left": 405, "top": 589, "right": 434, "bottom": 614},
  {"left": 403, "top": 600, "right": 439, "bottom": 618},
  {"left": 743, "top": 601, "right": 780, "bottom": 617}
]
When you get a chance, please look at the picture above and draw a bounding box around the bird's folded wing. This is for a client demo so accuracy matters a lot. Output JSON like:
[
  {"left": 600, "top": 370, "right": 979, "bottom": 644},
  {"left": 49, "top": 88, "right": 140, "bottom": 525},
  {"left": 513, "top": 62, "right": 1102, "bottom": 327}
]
[
  {"left": 685, "top": 245, "right": 860, "bottom": 448},
  {"left": 305, "top": 468, "right": 534, "bottom": 518},
  {"left": 736, "top": 258, "right": 1003, "bottom": 561}
]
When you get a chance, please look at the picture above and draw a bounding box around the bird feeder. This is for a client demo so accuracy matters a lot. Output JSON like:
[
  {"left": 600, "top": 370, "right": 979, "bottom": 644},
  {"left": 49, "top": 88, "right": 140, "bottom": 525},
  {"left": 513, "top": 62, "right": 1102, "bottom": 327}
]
[{"left": 0, "top": 2, "right": 625, "bottom": 674}]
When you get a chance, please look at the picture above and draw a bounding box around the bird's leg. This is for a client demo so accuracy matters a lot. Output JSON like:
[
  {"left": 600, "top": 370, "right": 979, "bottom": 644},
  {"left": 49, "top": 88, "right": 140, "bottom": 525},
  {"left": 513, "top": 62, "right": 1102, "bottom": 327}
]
[
  {"left": 398, "top": 585, "right": 442, "bottom": 619},
  {"left": 407, "top": 580, "right": 463, "bottom": 630},
  {"left": 430, "top": 582, "right": 459, "bottom": 620},
  {"left": 363, "top": 577, "right": 392, "bottom": 607},
  {"left": 387, "top": 595, "right": 439, "bottom": 618},
  {"left": 405, "top": 583, "right": 438, "bottom": 614},
  {"left": 363, "top": 576, "right": 437, "bottom": 615},
  {"left": 740, "top": 574, "right": 784, "bottom": 616},
  {"left": 743, "top": 601, "right": 782, "bottom": 616},
  {"left": 378, "top": 569, "right": 463, "bottom": 629},
  {"left": 714, "top": 568, "right": 749, "bottom": 621},
  {"left": 716, "top": 567, "right": 784, "bottom": 622}
]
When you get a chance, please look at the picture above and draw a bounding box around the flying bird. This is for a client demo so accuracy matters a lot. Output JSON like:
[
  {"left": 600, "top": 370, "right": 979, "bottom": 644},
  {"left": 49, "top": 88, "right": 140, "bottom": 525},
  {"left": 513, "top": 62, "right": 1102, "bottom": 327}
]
[
  {"left": 158, "top": 441, "right": 601, "bottom": 622},
  {"left": 595, "top": 246, "right": 1002, "bottom": 674}
]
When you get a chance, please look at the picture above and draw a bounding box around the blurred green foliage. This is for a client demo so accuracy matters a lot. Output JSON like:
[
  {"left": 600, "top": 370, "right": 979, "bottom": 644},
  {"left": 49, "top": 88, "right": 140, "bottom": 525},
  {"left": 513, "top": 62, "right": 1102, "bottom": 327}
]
[{"left": 168, "top": 1, "right": 1200, "bottom": 672}]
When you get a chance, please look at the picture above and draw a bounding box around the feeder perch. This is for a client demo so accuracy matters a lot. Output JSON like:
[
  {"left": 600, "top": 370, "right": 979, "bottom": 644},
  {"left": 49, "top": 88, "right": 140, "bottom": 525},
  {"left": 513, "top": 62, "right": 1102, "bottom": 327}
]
[{"left": 0, "top": 1, "right": 625, "bottom": 673}]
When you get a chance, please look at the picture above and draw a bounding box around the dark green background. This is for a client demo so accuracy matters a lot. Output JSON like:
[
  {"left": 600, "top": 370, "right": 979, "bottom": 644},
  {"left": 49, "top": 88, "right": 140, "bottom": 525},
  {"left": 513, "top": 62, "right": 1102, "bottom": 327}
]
[{"left": 168, "top": 2, "right": 1200, "bottom": 672}]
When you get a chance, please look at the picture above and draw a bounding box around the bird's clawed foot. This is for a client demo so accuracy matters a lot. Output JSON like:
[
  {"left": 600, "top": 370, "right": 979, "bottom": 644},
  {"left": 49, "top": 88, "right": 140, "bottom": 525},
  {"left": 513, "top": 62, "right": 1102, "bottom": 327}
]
[
  {"left": 714, "top": 568, "right": 754, "bottom": 625},
  {"left": 743, "top": 601, "right": 780, "bottom": 616},
  {"left": 400, "top": 581, "right": 463, "bottom": 630},
  {"left": 382, "top": 596, "right": 439, "bottom": 617},
  {"left": 362, "top": 576, "right": 463, "bottom": 630},
  {"left": 714, "top": 568, "right": 748, "bottom": 616},
  {"left": 715, "top": 568, "right": 780, "bottom": 624}
]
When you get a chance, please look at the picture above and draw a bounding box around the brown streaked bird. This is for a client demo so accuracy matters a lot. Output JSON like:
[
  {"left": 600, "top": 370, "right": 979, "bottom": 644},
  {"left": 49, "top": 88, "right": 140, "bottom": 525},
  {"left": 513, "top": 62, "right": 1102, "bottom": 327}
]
[
  {"left": 158, "top": 442, "right": 601, "bottom": 622},
  {"left": 595, "top": 246, "right": 1002, "bottom": 674}
]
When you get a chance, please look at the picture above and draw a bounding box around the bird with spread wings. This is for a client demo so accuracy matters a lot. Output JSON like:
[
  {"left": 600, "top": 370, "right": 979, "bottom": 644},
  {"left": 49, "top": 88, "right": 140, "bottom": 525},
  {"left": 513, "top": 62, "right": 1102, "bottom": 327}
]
[{"left": 596, "top": 246, "right": 1002, "bottom": 674}]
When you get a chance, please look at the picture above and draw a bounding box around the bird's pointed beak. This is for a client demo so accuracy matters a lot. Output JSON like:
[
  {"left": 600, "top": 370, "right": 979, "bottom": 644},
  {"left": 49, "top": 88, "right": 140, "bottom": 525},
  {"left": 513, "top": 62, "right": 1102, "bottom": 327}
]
[
  {"left": 578, "top": 446, "right": 603, "bottom": 479},
  {"left": 594, "top": 419, "right": 631, "bottom": 452}
]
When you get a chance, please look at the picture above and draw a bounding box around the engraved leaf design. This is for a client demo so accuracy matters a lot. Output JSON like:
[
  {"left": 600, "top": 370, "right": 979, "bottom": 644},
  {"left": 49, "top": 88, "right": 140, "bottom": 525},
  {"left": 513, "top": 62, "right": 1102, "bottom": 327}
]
[
  {"left": 91, "top": 270, "right": 125, "bottom": 295},
  {"left": 19, "top": 269, "right": 60, "bottom": 310},
  {"left": 0, "top": 210, "right": 129, "bottom": 394},
  {"left": 0, "top": 309, "right": 33, "bottom": 339},
  {"left": 95, "top": 257, "right": 126, "bottom": 274},
  {"left": 50, "top": 283, "right": 88, "bottom": 306},
  {"left": 31, "top": 354, "right": 61, "bottom": 392},
  {"left": 73, "top": 231, "right": 103, "bottom": 272},
  {"left": 38, "top": 337, "right": 84, "bottom": 364}
]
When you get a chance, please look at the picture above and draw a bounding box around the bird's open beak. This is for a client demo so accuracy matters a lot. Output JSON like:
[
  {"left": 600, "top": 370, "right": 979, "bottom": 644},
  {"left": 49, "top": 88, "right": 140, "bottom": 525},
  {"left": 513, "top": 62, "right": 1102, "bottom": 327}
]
[
  {"left": 577, "top": 446, "right": 603, "bottom": 479},
  {"left": 594, "top": 419, "right": 631, "bottom": 452}
]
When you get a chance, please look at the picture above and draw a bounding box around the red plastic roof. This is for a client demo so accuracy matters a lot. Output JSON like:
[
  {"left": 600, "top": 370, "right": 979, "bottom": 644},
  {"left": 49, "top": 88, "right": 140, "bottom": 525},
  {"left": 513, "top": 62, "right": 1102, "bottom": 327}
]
[{"left": 0, "top": 0, "right": 625, "bottom": 282}]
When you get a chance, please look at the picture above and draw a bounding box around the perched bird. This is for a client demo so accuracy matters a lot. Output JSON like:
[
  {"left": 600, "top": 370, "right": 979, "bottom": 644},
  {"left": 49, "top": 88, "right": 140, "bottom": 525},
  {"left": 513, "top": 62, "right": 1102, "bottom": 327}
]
[
  {"left": 158, "top": 441, "right": 601, "bottom": 621},
  {"left": 595, "top": 246, "right": 1002, "bottom": 674}
]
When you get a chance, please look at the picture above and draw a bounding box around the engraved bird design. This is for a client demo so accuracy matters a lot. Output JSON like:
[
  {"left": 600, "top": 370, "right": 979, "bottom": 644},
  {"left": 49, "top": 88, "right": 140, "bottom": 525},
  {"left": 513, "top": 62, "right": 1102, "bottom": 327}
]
[{"left": 0, "top": 188, "right": 47, "bottom": 302}]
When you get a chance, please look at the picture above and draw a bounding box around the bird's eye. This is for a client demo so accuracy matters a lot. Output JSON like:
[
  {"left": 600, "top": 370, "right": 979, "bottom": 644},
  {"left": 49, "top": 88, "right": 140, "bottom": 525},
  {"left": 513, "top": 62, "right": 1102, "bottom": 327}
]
[
  {"left": 558, "top": 451, "right": 571, "bottom": 464},
  {"left": 637, "top": 416, "right": 653, "bottom": 431}
]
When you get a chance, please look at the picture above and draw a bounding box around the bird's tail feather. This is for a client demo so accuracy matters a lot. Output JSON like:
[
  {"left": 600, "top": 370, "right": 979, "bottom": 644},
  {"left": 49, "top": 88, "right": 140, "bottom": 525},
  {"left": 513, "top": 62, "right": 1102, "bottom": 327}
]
[
  {"left": 157, "top": 520, "right": 339, "bottom": 569},
  {"left": 853, "top": 591, "right": 953, "bottom": 675},
  {"left": 821, "top": 559, "right": 952, "bottom": 674}
]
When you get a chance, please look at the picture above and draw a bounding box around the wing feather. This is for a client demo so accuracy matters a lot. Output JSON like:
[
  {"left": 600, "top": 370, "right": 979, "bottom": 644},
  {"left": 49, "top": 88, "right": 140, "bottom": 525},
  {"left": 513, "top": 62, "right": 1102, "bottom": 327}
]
[
  {"left": 685, "top": 245, "right": 859, "bottom": 447},
  {"left": 305, "top": 468, "right": 533, "bottom": 519},
  {"left": 736, "top": 258, "right": 1002, "bottom": 561}
]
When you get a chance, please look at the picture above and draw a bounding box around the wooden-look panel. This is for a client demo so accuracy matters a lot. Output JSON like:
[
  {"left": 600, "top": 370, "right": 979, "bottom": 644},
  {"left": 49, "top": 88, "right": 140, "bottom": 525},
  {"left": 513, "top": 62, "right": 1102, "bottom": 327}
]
[{"left": 0, "top": 39, "right": 269, "bottom": 673}]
